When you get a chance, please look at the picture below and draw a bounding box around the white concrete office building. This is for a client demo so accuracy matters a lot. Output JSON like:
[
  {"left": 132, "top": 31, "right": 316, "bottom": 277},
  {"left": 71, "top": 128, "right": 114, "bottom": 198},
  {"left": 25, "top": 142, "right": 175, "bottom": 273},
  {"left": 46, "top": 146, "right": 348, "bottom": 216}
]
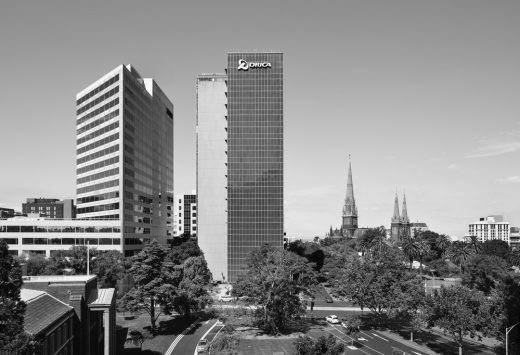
[
  {"left": 76, "top": 65, "right": 174, "bottom": 256},
  {"left": 196, "top": 73, "right": 228, "bottom": 282},
  {"left": 0, "top": 217, "right": 122, "bottom": 257},
  {"left": 468, "top": 215, "right": 510, "bottom": 244}
]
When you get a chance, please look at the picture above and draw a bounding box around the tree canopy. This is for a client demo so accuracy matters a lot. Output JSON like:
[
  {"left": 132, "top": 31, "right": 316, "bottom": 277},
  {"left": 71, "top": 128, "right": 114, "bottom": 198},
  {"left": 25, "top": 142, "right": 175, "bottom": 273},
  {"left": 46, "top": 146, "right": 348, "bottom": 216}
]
[
  {"left": 233, "top": 244, "right": 317, "bottom": 334},
  {"left": 0, "top": 240, "right": 37, "bottom": 354}
]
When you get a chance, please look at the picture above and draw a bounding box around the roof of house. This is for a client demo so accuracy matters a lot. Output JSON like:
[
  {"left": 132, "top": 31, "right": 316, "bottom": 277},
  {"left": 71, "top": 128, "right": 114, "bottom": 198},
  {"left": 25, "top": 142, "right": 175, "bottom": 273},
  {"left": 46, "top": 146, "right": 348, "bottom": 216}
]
[
  {"left": 89, "top": 288, "right": 115, "bottom": 307},
  {"left": 21, "top": 289, "right": 73, "bottom": 335}
]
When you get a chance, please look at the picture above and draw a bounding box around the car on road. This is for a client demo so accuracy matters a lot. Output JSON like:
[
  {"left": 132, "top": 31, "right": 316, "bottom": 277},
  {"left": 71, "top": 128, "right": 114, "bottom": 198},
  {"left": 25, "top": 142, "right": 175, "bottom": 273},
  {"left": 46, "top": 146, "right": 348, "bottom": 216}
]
[
  {"left": 218, "top": 295, "right": 235, "bottom": 302},
  {"left": 325, "top": 315, "right": 340, "bottom": 324},
  {"left": 197, "top": 338, "right": 208, "bottom": 354}
]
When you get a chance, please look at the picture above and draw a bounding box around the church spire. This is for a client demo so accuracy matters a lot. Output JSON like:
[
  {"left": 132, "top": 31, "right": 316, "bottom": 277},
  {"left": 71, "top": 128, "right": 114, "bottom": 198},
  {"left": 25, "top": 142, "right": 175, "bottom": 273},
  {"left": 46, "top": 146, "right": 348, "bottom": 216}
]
[
  {"left": 341, "top": 155, "right": 358, "bottom": 237},
  {"left": 392, "top": 191, "right": 400, "bottom": 222},
  {"left": 342, "top": 156, "right": 357, "bottom": 217},
  {"left": 401, "top": 192, "right": 409, "bottom": 223}
]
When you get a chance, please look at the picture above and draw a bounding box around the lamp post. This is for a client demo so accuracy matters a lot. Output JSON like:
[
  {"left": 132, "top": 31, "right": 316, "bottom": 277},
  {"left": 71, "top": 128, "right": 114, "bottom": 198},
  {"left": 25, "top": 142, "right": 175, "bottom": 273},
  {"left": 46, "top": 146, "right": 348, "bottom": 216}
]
[{"left": 506, "top": 321, "right": 520, "bottom": 355}]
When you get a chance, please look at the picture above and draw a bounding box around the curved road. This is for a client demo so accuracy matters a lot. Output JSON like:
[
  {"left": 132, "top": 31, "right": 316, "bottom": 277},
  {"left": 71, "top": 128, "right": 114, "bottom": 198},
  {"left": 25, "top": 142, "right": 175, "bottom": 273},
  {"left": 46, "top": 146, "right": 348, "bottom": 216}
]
[{"left": 167, "top": 319, "right": 221, "bottom": 355}]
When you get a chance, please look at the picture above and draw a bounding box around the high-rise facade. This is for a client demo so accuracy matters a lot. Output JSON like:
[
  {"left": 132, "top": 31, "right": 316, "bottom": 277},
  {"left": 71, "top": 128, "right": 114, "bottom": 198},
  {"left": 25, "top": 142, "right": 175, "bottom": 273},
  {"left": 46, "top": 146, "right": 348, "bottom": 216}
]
[
  {"left": 197, "top": 53, "right": 284, "bottom": 282},
  {"left": 197, "top": 73, "right": 228, "bottom": 282},
  {"left": 75, "top": 65, "right": 174, "bottom": 256}
]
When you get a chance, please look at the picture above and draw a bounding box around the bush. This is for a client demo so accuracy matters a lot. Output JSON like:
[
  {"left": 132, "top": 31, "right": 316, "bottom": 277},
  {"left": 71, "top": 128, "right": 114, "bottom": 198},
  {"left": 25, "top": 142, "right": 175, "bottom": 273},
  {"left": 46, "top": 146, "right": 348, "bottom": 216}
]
[{"left": 207, "top": 334, "right": 239, "bottom": 355}]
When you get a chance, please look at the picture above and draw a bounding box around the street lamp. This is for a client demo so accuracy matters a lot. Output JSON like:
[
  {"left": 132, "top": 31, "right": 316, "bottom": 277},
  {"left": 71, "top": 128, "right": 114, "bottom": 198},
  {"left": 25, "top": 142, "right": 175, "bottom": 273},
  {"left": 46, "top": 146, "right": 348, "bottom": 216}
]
[{"left": 506, "top": 321, "right": 520, "bottom": 355}]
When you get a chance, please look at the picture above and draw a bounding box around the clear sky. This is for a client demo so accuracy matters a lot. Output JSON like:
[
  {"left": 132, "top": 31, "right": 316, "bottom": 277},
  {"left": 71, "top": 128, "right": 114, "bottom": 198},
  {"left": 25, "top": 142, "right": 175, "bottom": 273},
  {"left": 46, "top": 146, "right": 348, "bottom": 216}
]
[{"left": 1, "top": 0, "right": 519, "bottom": 239}]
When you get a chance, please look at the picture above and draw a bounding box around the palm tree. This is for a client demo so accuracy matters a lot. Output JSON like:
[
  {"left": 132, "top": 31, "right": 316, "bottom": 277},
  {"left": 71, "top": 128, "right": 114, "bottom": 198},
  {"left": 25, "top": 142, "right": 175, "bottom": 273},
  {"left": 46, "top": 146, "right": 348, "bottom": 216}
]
[
  {"left": 435, "top": 234, "right": 451, "bottom": 258},
  {"left": 466, "top": 235, "right": 482, "bottom": 254},
  {"left": 401, "top": 237, "right": 421, "bottom": 271},
  {"left": 448, "top": 241, "right": 474, "bottom": 273},
  {"left": 416, "top": 238, "right": 431, "bottom": 276}
]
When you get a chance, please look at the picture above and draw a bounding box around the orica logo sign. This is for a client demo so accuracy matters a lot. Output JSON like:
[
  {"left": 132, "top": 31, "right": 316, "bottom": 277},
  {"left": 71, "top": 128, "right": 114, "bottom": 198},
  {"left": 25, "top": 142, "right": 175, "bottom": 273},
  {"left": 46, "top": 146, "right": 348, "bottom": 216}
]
[{"left": 237, "top": 59, "right": 272, "bottom": 71}]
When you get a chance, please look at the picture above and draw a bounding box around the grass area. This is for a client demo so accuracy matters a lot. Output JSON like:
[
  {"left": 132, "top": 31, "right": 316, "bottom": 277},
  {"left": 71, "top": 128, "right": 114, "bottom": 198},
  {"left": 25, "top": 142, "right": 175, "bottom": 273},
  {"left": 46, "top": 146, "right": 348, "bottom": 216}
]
[{"left": 116, "top": 311, "right": 195, "bottom": 354}]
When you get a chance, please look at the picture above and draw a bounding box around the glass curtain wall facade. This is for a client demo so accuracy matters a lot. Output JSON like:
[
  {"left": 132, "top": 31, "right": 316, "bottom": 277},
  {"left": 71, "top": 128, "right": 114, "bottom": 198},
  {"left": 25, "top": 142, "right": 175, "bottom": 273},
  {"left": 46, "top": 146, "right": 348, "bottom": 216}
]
[
  {"left": 76, "top": 65, "right": 174, "bottom": 256},
  {"left": 227, "top": 52, "right": 284, "bottom": 282}
]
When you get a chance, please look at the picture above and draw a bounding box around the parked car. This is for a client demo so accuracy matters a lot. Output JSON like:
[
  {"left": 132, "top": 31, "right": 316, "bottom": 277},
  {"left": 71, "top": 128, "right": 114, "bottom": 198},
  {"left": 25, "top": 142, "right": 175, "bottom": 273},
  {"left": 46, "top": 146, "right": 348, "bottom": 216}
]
[
  {"left": 326, "top": 315, "right": 340, "bottom": 324},
  {"left": 325, "top": 295, "right": 333, "bottom": 303},
  {"left": 218, "top": 295, "right": 235, "bottom": 302},
  {"left": 197, "top": 339, "right": 208, "bottom": 353}
]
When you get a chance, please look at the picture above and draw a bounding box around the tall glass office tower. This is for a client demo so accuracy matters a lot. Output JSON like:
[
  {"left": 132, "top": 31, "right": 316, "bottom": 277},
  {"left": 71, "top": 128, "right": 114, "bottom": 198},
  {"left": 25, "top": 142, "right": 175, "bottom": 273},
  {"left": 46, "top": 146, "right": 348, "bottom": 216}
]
[
  {"left": 198, "top": 53, "right": 284, "bottom": 282},
  {"left": 75, "top": 65, "right": 174, "bottom": 256}
]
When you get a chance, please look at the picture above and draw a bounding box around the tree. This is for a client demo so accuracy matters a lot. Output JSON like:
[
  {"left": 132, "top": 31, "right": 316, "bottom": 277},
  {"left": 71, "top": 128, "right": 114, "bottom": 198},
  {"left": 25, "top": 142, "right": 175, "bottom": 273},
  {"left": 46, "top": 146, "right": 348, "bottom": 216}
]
[
  {"left": 435, "top": 233, "right": 451, "bottom": 258},
  {"left": 91, "top": 250, "right": 127, "bottom": 288},
  {"left": 463, "top": 254, "right": 508, "bottom": 294},
  {"left": 120, "top": 240, "right": 179, "bottom": 331},
  {"left": 288, "top": 240, "right": 325, "bottom": 272},
  {"left": 400, "top": 236, "right": 420, "bottom": 270},
  {"left": 16, "top": 253, "right": 48, "bottom": 276},
  {"left": 341, "top": 315, "right": 361, "bottom": 346},
  {"left": 233, "top": 245, "right": 317, "bottom": 334},
  {"left": 166, "top": 239, "right": 202, "bottom": 265},
  {"left": 392, "top": 278, "right": 425, "bottom": 342},
  {"left": 335, "top": 247, "right": 420, "bottom": 325},
  {"left": 173, "top": 256, "right": 213, "bottom": 317},
  {"left": 0, "top": 240, "right": 37, "bottom": 354},
  {"left": 121, "top": 240, "right": 213, "bottom": 330},
  {"left": 448, "top": 241, "right": 474, "bottom": 273},
  {"left": 509, "top": 249, "right": 520, "bottom": 267},
  {"left": 416, "top": 237, "right": 431, "bottom": 276},
  {"left": 482, "top": 239, "right": 510, "bottom": 260},
  {"left": 294, "top": 335, "right": 344, "bottom": 355},
  {"left": 424, "top": 286, "right": 504, "bottom": 355},
  {"left": 466, "top": 235, "right": 483, "bottom": 254}
]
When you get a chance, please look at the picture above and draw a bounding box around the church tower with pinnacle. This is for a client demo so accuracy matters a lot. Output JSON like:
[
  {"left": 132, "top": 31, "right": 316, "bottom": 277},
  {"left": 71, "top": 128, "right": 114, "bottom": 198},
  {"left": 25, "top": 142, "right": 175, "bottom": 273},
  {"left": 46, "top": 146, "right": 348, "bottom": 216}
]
[
  {"left": 390, "top": 191, "right": 411, "bottom": 242},
  {"left": 341, "top": 158, "right": 358, "bottom": 237}
]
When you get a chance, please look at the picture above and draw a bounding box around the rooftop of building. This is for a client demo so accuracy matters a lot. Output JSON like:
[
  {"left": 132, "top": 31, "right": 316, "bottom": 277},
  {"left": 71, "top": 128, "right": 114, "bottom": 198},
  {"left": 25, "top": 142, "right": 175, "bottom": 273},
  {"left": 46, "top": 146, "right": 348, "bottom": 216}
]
[
  {"left": 89, "top": 288, "right": 116, "bottom": 307},
  {"left": 21, "top": 289, "right": 73, "bottom": 335},
  {"left": 23, "top": 275, "right": 97, "bottom": 283},
  {"left": 0, "top": 216, "right": 120, "bottom": 224}
]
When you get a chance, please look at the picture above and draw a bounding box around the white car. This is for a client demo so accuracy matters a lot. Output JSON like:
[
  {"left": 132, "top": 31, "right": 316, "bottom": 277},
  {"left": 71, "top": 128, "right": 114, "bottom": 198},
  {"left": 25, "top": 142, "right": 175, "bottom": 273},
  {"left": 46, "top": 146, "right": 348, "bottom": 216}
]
[
  {"left": 326, "top": 315, "right": 340, "bottom": 324},
  {"left": 197, "top": 339, "right": 208, "bottom": 353},
  {"left": 218, "top": 295, "right": 235, "bottom": 302}
]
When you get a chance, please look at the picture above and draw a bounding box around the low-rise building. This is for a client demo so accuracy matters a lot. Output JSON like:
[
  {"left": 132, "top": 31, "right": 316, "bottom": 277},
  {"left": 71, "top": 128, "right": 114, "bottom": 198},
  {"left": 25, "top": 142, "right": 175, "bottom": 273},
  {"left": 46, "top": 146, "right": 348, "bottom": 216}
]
[
  {"left": 21, "top": 275, "right": 116, "bottom": 355},
  {"left": 0, "top": 207, "right": 16, "bottom": 218},
  {"left": 22, "top": 198, "right": 76, "bottom": 219},
  {"left": 0, "top": 217, "right": 121, "bottom": 257},
  {"left": 21, "top": 289, "right": 75, "bottom": 355},
  {"left": 468, "top": 215, "right": 510, "bottom": 244}
]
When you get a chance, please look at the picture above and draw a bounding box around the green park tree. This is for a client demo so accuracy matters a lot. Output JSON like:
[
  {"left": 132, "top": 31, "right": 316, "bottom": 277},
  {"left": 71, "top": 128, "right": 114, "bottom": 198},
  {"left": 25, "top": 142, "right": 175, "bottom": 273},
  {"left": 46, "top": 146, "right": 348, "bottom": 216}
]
[
  {"left": 0, "top": 240, "right": 38, "bottom": 354},
  {"left": 233, "top": 244, "right": 317, "bottom": 334},
  {"left": 120, "top": 240, "right": 179, "bottom": 331},
  {"left": 334, "top": 246, "right": 420, "bottom": 325},
  {"left": 424, "top": 285, "right": 504, "bottom": 355},
  {"left": 172, "top": 255, "right": 213, "bottom": 317},
  {"left": 448, "top": 241, "right": 474, "bottom": 273},
  {"left": 341, "top": 314, "right": 362, "bottom": 346},
  {"left": 91, "top": 250, "right": 128, "bottom": 288},
  {"left": 482, "top": 239, "right": 510, "bottom": 260}
]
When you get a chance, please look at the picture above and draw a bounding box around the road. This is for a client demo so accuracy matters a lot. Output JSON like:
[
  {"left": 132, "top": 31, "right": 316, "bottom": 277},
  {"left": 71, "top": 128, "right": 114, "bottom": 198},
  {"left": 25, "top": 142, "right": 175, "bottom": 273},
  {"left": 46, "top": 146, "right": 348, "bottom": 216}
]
[
  {"left": 168, "top": 318, "right": 222, "bottom": 355},
  {"left": 310, "top": 324, "right": 428, "bottom": 355}
]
